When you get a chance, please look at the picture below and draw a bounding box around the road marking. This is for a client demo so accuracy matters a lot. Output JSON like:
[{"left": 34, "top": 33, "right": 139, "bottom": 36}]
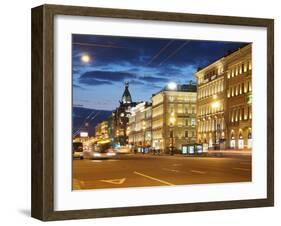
[
  {"left": 162, "top": 168, "right": 180, "bottom": 173},
  {"left": 91, "top": 160, "right": 102, "bottom": 162},
  {"left": 233, "top": 167, "right": 251, "bottom": 171},
  {"left": 190, "top": 170, "right": 206, "bottom": 174},
  {"left": 134, "top": 171, "right": 174, "bottom": 186},
  {"left": 90, "top": 159, "right": 119, "bottom": 162},
  {"left": 100, "top": 178, "right": 126, "bottom": 185},
  {"left": 172, "top": 163, "right": 181, "bottom": 166}
]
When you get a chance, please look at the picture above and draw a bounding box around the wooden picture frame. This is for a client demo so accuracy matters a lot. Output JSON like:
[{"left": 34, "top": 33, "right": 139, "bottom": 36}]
[{"left": 31, "top": 4, "right": 274, "bottom": 221}]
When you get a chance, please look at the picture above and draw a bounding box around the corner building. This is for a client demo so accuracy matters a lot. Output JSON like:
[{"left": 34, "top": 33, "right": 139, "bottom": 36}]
[
  {"left": 151, "top": 83, "right": 197, "bottom": 153},
  {"left": 112, "top": 82, "right": 137, "bottom": 146},
  {"left": 225, "top": 44, "right": 252, "bottom": 149},
  {"left": 195, "top": 44, "right": 252, "bottom": 149}
]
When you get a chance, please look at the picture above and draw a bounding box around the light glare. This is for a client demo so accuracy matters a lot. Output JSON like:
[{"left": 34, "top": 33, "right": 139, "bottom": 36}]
[{"left": 168, "top": 82, "right": 177, "bottom": 90}]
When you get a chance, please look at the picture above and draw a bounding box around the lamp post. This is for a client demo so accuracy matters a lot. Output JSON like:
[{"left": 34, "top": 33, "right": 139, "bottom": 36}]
[
  {"left": 211, "top": 95, "right": 220, "bottom": 149},
  {"left": 169, "top": 112, "right": 176, "bottom": 155},
  {"left": 142, "top": 122, "right": 146, "bottom": 154},
  {"left": 116, "top": 129, "right": 119, "bottom": 146}
]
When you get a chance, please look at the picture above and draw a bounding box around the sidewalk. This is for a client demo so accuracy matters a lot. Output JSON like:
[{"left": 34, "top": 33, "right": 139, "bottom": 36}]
[
  {"left": 129, "top": 149, "right": 252, "bottom": 158},
  {"left": 206, "top": 149, "right": 252, "bottom": 157}
]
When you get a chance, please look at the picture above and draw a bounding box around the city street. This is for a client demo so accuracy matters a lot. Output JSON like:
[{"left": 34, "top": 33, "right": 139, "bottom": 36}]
[{"left": 72, "top": 153, "right": 252, "bottom": 190}]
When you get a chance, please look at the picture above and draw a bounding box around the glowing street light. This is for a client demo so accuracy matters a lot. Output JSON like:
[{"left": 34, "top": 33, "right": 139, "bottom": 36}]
[
  {"left": 169, "top": 112, "right": 176, "bottom": 155},
  {"left": 169, "top": 116, "right": 176, "bottom": 125},
  {"left": 211, "top": 101, "right": 220, "bottom": 109},
  {"left": 81, "top": 54, "right": 91, "bottom": 63},
  {"left": 211, "top": 99, "right": 221, "bottom": 147},
  {"left": 167, "top": 82, "right": 177, "bottom": 90}
]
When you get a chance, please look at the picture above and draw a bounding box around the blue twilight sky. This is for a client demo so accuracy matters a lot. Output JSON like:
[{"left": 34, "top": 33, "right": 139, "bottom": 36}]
[{"left": 72, "top": 34, "right": 248, "bottom": 111}]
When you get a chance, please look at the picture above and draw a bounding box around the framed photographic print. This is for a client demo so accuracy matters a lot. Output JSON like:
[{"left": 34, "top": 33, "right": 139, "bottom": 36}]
[{"left": 31, "top": 4, "right": 274, "bottom": 221}]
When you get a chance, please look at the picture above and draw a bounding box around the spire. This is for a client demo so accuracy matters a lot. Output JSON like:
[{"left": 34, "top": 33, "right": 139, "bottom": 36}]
[{"left": 121, "top": 81, "right": 132, "bottom": 104}]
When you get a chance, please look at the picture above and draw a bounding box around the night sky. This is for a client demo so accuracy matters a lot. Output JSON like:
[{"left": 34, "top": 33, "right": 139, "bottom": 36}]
[{"left": 72, "top": 34, "right": 248, "bottom": 111}]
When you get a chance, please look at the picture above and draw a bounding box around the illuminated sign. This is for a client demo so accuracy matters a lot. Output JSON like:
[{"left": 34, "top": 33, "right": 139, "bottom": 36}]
[
  {"left": 230, "top": 140, "right": 235, "bottom": 148},
  {"left": 248, "top": 139, "right": 253, "bottom": 148},
  {"left": 182, "top": 146, "right": 187, "bottom": 154},
  {"left": 80, "top": 132, "right": 88, "bottom": 137},
  {"left": 188, "top": 146, "right": 195, "bottom": 154},
  {"left": 238, "top": 139, "right": 244, "bottom": 149}
]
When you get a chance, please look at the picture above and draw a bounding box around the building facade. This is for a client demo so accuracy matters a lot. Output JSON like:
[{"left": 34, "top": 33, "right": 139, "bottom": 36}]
[
  {"left": 225, "top": 44, "right": 252, "bottom": 149},
  {"left": 151, "top": 83, "right": 197, "bottom": 153},
  {"left": 95, "top": 120, "right": 110, "bottom": 143},
  {"left": 195, "top": 59, "right": 227, "bottom": 148},
  {"left": 127, "top": 102, "right": 152, "bottom": 150},
  {"left": 195, "top": 44, "right": 252, "bottom": 149}
]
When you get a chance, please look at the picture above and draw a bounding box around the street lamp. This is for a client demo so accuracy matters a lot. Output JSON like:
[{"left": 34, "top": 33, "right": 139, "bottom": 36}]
[
  {"left": 211, "top": 98, "right": 221, "bottom": 149},
  {"left": 169, "top": 112, "right": 176, "bottom": 155},
  {"left": 142, "top": 122, "right": 146, "bottom": 154}
]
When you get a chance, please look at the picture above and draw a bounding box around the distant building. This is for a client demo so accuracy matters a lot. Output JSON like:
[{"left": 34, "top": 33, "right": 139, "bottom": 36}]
[
  {"left": 195, "top": 44, "right": 252, "bottom": 149},
  {"left": 95, "top": 120, "right": 109, "bottom": 143},
  {"left": 151, "top": 82, "right": 197, "bottom": 153},
  {"left": 128, "top": 102, "right": 152, "bottom": 150},
  {"left": 112, "top": 82, "right": 137, "bottom": 146}
]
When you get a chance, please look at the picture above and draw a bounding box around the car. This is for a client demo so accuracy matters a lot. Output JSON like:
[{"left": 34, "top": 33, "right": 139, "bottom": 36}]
[
  {"left": 73, "top": 151, "right": 84, "bottom": 159},
  {"left": 84, "top": 147, "right": 117, "bottom": 159}
]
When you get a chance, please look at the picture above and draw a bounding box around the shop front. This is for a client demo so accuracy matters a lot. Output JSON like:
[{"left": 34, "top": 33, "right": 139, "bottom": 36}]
[{"left": 182, "top": 144, "right": 203, "bottom": 155}]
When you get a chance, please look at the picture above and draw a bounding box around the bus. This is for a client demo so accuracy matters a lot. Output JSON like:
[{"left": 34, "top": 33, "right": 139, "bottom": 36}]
[{"left": 84, "top": 140, "right": 116, "bottom": 159}]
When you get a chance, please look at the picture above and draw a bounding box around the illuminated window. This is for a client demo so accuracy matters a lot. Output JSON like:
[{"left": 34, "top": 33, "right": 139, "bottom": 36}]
[
  {"left": 249, "top": 61, "right": 252, "bottom": 70},
  {"left": 227, "top": 71, "right": 230, "bottom": 79},
  {"left": 235, "top": 109, "right": 238, "bottom": 122},
  {"left": 244, "top": 107, "right": 248, "bottom": 120},
  {"left": 249, "top": 106, "right": 252, "bottom": 119},
  {"left": 235, "top": 86, "right": 238, "bottom": 96},
  {"left": 231, "top": 69, "right": 234, "bottom": 77},
  {"left": 239, "top": 65, "right": 242, "bottom": 74},
  {"left": 191, "top": 118, "right": 196, "bottom": 127},
  {"left": 227, "top": 89, "right": 230, "bottom": 98},
  {"left": 244, "top": 82, "right": 248, "bottom": 93},
  {"left": 239, "top": 84, "right": 242, "bottom": 94},
  {"left": 249, "top": 81, "right": 252, "bottom": 92}
]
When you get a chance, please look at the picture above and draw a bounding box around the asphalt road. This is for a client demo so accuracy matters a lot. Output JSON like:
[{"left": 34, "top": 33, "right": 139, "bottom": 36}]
[{"left": 72, "top": 154, "right": 252, "bottom": 190}]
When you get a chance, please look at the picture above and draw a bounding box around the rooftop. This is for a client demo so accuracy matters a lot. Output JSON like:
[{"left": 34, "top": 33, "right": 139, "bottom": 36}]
[{"left": 152, "top": 81, "right": 197, "bottom": 96}]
